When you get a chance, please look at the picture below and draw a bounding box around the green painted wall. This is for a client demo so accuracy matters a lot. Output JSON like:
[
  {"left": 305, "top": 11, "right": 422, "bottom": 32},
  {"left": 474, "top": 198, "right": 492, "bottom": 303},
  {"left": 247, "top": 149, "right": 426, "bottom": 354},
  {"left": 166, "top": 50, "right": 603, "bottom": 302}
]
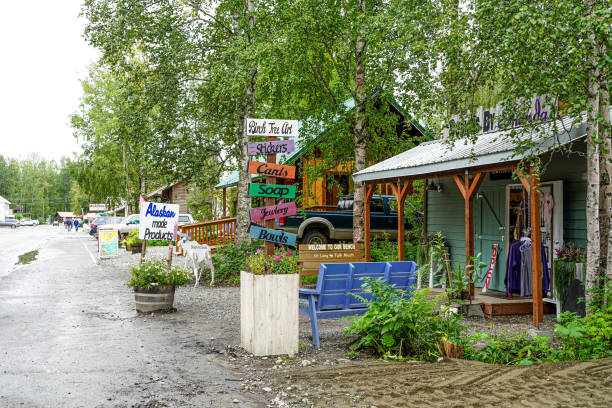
[{"left": 426, "top": 141, "right": 587, "bottom": 292}]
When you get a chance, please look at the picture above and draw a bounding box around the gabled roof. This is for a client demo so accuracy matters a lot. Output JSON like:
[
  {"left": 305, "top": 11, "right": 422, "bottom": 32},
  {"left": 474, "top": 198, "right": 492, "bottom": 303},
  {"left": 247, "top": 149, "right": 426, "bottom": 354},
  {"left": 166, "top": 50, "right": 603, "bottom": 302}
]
[
  {"left": 353, "top": 112, "right": 589, "bottom": 183},
  {"left": 0, "top": 195, "right": 10, "bottom": 204},
  {"left": 55, "top": 211, "right": 75, "bottom": 218},
  {"left": 216, "top": 96, "right": 429, "bottom": 189}
]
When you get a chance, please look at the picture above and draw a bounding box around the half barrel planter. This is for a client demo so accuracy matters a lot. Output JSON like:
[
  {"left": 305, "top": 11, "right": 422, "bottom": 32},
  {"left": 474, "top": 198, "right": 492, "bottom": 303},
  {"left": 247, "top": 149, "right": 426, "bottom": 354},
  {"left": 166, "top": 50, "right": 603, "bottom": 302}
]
[
  {"left": 240, "top": 271, "right": 298, "bottom": 356},
  {"left": 134, "top": 285, "right": 175, "bottom": 313}
]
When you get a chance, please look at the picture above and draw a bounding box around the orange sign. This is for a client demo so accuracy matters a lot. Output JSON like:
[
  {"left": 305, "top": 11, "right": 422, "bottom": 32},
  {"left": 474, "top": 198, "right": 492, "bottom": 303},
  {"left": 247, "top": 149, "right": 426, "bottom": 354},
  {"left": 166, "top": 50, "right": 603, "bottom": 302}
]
[{"left": 247, "top": 161, "right": 296, "bottom": 179}]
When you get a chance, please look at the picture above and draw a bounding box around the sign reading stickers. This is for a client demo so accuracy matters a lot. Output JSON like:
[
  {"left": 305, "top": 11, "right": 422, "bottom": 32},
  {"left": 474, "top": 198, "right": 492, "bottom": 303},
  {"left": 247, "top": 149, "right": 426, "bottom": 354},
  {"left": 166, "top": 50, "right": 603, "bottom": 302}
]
[
  {"left": 98, "top": 229, "right": 119, "bottom": 258},
  {"left": 139, "top": 202, "right": 179, "bottom": 241}
]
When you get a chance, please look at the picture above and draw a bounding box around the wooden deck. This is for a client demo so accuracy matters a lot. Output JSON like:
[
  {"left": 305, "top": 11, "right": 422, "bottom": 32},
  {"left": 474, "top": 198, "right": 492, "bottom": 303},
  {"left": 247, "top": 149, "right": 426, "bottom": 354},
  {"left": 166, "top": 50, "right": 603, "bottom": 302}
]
[{"left": 430, "top": 288, "right": 556, "bottom": 316}]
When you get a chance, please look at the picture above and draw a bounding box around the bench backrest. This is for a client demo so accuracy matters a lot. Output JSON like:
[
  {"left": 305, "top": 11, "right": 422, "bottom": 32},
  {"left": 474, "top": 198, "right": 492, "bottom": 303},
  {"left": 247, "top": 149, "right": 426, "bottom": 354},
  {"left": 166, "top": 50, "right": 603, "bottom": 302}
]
[{"left": 315, "top": 261, "right": 418, "bottom": 311}]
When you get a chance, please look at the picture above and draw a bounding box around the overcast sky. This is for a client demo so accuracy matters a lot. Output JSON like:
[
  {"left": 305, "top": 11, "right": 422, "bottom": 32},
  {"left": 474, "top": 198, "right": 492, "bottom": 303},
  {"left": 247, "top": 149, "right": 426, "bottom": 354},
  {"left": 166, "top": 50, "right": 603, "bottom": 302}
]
[{"left": 0, "top": 1, "right": 99, "bottom": 163}]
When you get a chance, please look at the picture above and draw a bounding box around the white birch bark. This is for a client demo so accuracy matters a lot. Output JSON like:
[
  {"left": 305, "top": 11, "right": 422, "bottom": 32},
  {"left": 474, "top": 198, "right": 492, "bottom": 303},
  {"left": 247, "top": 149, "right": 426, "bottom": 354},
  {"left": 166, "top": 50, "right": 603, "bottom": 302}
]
[{"left": 599, "top": 65, "right": 612, "bottom": 281}]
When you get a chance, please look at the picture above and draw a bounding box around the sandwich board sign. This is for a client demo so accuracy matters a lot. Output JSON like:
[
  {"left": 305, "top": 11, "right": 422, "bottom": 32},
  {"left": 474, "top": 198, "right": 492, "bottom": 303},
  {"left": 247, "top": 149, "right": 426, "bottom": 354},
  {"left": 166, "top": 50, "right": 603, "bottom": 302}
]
[
  {"left": 139, "top": 202, "right": 179, "bottom": 241},
  {"left": 98, "top": 229, "right": 119, "bottom": 258}
]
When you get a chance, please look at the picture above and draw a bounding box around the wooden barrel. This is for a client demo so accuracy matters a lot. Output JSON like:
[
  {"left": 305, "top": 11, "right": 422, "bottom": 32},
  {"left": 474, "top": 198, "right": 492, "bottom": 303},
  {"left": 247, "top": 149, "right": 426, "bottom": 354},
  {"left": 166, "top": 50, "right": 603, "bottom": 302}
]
[{"left": 134, "top": 285, "right": 175, "bottom": 313}]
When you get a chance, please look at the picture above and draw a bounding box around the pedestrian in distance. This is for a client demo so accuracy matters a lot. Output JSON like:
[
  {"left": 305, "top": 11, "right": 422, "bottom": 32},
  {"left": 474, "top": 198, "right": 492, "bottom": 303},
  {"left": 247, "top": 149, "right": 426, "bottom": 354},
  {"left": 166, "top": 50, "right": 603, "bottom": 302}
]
[
  {"left": 67, "top": 219, "right": 72, "bottom": 232},
  {"left": 73, "top": 218, "right": 79, "bottom": 232}
]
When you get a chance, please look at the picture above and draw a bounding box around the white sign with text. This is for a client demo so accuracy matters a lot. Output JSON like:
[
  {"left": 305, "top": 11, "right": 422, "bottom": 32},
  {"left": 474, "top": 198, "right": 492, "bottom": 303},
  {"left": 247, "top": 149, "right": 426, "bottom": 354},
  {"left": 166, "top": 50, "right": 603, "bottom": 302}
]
[
  {"left": 139, "top": 202, "right": 179, "bottom": 241},
  {"left": 245, "top": 118, "right": 298, "bottom": 138}
]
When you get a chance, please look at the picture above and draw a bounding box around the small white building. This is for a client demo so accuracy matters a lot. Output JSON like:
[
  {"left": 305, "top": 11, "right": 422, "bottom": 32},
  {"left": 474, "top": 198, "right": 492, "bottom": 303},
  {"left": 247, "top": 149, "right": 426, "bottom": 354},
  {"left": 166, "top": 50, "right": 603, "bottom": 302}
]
[{"left": 0, "top": 196, "right": 11, "bottom": 220}]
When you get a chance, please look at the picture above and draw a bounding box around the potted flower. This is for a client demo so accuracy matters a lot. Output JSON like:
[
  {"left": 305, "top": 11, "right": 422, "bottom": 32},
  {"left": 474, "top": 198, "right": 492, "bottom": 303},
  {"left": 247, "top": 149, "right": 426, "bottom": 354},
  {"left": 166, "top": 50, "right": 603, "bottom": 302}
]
[
  {"left": 241, "top": 247, "right": 299, "bottom": 356},
  {"left": 123, "top": 230, "right": 143, "bottom": 253},
  {"left": 442, "top": 254, "right": 486, "bottom": 302},
  {"left": 127, "top": 259, "right": 191, "bottom": 313}
]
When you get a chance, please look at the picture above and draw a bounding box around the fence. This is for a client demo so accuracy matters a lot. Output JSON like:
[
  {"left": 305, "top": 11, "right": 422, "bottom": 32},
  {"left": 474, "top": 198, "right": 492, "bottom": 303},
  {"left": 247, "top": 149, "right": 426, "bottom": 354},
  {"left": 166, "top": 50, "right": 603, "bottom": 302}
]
[{"left": 176, "top": 217, "right": 236, "bottom": 254}]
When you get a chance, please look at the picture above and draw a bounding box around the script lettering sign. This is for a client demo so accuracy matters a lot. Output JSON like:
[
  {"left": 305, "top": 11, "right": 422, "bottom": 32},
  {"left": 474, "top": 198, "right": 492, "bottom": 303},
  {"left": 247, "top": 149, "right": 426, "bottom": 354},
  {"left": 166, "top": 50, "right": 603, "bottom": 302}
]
[
  {"left": 250, "top": 202, "right": 297, "bottom": 222},
  {"left": 247, "top": 140, "right": 295, "bottom": 156},
  {"left": 139, "top": 202, "right": 179, "bottom": 241},
  {"left": 246, "top": 118, "right": 299, "bottom": 138},
  {"left": 249, "top": 183, "right": 296, "bottom": 199},
  {"left": 247, "top": 161, "right": 296, "bottom": 180},
  {"left": 249, "top": 224, "right": 297, "bottom": 247}
]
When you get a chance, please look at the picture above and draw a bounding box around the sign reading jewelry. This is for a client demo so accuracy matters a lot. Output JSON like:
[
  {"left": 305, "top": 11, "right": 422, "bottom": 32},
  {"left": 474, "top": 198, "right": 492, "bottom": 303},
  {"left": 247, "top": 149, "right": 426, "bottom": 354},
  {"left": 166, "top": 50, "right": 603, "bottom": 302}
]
[
  {"left": 250, "top": 202, "right": 297, "bottom": 222},
  {"left": 139, "top": 202, "right": 179, "bottom": 240}
]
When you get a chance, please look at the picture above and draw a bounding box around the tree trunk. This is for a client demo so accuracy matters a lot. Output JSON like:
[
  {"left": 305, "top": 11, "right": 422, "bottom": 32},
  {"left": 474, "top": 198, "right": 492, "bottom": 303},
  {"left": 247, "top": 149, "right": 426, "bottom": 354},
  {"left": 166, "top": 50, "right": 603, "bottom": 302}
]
[
  {"left": 585, "top": 43, "right": 601, "bottom": 314},
  {"left": 353, "top": 0, "right": 367, "bottom": 244},
  {"left": 599, "top": 65, "right": 612, "bottom": 282}
]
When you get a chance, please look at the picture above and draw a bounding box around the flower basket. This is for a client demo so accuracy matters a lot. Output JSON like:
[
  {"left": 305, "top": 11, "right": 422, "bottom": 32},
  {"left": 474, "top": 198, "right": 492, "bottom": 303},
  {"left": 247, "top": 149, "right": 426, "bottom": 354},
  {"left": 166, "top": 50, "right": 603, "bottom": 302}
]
[
  {"left": 134, "top": 285, "right": 175, "bottom": 313},
  {"left": 131, "top": 242, "right": 143, "bottom": 254}
]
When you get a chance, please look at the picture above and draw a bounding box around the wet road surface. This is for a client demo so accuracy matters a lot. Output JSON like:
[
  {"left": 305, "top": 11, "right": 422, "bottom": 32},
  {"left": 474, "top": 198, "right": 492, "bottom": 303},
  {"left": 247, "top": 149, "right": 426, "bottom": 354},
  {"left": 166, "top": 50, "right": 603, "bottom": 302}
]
[
  {"left": 0, "top": 225, "right": 58, "bottom": 277},
  {"left": 0, "top": 228, "right": 265, "bottom": 407}
]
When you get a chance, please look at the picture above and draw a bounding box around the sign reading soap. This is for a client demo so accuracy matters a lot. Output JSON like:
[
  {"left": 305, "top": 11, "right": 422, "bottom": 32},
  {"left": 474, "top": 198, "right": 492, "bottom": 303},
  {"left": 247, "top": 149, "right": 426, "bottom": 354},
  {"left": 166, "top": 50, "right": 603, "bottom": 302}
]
[
  {"left": 246, "top": 118, "right": 299, "bottom": 138},
  {"left": 139, "top": 202, "right": 179, "bottom": 241}
]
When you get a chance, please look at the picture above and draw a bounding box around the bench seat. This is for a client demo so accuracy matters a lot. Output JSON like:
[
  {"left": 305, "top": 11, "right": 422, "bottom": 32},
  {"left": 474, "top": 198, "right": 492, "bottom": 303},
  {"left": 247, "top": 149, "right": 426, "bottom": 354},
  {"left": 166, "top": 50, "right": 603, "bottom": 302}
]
[{"left": 298, "top": 261, "right": 418, "bottom": 347}]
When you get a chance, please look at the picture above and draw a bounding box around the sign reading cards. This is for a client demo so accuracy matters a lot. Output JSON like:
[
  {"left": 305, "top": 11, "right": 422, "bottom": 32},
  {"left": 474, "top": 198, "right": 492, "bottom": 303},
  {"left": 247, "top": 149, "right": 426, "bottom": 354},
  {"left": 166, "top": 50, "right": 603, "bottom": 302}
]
[
  {"left": 246, "top": 118, "right": 299, "bottom": 138},
  {"left": 249, "top": 183, "right": 296, "bottom": 199},
  {"left": 247, "top": 161, "right": 296, "bottom": 179},
  {"left": 89, "top": 203, "right": 107, "bottom": 212},
  {"left": 249, "top": 224, "right": 297, "bottom": 247},
  {"left": 250, "top": 202, "right": 297, "bottom": 222},
  {"left": 98, "top": 229, "right": 119, "bottom": 258},
  {"left": 139, "top": 202, "right": 179, "bottom": 240},
  {"left": 247, "top": 140, "right": 295, "bottom": 156}
]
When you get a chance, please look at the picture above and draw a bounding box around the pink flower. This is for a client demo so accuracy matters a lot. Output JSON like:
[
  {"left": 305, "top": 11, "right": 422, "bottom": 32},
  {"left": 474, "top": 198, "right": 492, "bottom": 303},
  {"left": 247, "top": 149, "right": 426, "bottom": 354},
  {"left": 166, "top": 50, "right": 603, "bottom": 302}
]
[
  {"left": 273, "top": 257, "right": 281, "bottom": 261},
  {"left": 286, "top": 252, "right": 291, "bottom": 256}
]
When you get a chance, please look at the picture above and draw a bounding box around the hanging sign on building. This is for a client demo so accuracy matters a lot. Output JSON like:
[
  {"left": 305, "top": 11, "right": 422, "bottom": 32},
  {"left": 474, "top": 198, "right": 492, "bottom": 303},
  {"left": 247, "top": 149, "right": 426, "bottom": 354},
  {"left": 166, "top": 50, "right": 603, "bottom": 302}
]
[
  {"left": 249, "top": 183, "right": 296, "bottom": 199},
  {"left": 245, "top": 118, "right": 299, "bottom": 138},
  {"left": 249, "top": 224, "right": 297, "bottom": 247},
  {"left": 139, "top": 202, "right": 179, "bottom": 240},
  {"left": 247, "top": 161, "right": 296, "bottom": 179},
  {"left": 250, "top": 202, "right": 297, "bottom": 222},
  {"left": 89, "top": 203, "right": 107, "bottom": 212},
  {"left": 247, "top": 140, "right": 295, "bottom": 156}
]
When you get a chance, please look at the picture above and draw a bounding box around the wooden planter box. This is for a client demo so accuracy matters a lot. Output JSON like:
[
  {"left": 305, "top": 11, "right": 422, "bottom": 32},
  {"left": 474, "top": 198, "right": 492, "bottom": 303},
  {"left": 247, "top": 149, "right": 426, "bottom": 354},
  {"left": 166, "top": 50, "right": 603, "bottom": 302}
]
[
  {"left": 131, "top": 243, "right": 143, "bottom": 254},
  {"left": 240, "top": 271, "right": 298, "bottom": 356},
  {"left": 134, "top": 285, "right": 175, "bottom": 313}
]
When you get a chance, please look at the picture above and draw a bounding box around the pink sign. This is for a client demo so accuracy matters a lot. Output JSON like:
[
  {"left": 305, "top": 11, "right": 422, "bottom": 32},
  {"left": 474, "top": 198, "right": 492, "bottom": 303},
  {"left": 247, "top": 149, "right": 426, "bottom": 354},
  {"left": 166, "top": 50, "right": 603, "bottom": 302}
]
[
  {"left": 250, "top": 202, "right": 297, "bottom": 222},
  {"left": 247, "top": 140, "right": 295, "bottom": 156}
]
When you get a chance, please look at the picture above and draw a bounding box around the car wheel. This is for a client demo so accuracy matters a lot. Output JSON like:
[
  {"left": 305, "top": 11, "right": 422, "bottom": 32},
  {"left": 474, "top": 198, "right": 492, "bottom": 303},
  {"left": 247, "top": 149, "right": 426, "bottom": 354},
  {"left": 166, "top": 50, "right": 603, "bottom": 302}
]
[
  {"left": 11, "top": 225, "right": 16, "bottom": 229},
  {"left": 302, "top": 230, "right": 328, "bottom": 245}
]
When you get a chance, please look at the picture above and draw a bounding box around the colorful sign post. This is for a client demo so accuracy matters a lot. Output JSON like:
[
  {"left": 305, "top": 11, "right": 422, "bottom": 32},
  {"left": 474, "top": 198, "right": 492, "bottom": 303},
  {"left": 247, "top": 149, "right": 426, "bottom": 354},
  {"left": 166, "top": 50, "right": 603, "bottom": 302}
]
[
  {"left": 249, "top": 224, "right": 297, "bottom": 247},
  {"left": 247, "top": 140, "right": 295, "bottom": 156},
  {"left": 247, "top": 161, "right": 296, "bottom": 179},
  {"left": 98, "top": 229, "right": 119, "bottom": 258},
  {"left": 250, "top": 202, "right": 297, "bottom": 222},
  {"left": 245, "top": 118, "right": 299, "bottom": 138},
  {"left": 249, "top": 183, "right": 296, "bottom": 199}
]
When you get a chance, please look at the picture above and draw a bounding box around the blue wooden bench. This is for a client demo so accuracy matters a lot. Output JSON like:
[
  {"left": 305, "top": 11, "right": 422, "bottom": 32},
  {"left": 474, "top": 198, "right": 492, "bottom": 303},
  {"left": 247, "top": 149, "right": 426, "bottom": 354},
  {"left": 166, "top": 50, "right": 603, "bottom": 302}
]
[{"left": 298, "top": 261, "right": 418, "bottom": 347}]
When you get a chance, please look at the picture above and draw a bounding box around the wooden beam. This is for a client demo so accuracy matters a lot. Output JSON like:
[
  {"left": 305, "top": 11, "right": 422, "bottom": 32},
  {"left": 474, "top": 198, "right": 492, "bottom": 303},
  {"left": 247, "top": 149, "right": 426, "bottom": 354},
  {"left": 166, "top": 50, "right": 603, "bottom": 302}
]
[
  {"left": 467, "top": 172, "right": 485, "bottom": 199},
  {"left": 516, "top": 166, "right": 530, "bottom": 191},
  {"left": 222, "top": 187, "right": 227, "bottom": 218},
  {"left": 389, "top": 181, "right": 413, "bottom": 261},
  {"left": 530, "top": 165, "right": 543, "bottom": 328},
  {"left": 364, "top": 184, "right": 375, "bottom": 261},
  {"left": 453, "top": 175, "right": 467, "bottom": 199}
]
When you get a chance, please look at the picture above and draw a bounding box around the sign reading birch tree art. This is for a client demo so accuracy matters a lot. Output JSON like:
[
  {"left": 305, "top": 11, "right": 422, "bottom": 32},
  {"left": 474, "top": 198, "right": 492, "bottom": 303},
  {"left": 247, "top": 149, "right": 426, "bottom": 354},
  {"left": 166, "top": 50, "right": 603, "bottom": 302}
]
[{"left": 245, "top": 118, "right": 298, "bottom": 138}]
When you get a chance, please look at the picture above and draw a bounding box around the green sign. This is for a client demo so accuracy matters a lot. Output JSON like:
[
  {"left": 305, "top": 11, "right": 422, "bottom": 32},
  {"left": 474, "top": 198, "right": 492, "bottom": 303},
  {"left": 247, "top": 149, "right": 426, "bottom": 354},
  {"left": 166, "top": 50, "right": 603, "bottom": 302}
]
[{"left": 249, "top": 183, "right": 296, "bottom": 199}]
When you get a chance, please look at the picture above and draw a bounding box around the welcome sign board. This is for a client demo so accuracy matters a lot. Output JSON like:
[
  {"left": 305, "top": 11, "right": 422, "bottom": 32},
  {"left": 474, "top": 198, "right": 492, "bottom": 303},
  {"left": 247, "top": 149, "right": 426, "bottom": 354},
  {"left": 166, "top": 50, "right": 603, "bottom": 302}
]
[
  {"left": 245, "top": 118, "right": 299, "bottom": 138},
  {"left": 247, "top": 140, "right": 295, "bottom": 156},
  {"left": 139, "top": 202, "right": 179, "bottom": 240},
  {"left": 249, "top": 224, "right": 297, "bottom": 247},
  {"left": 247, "top": 161, "right": 296, "bottom": 179},
  {"left": 249, "top": 183, "right": 296, "bottom": 199},
  {"left": 250, "top": 202, "right": 297, "bottom": 222},
  {"left": 98, "top": 229, "right": 119, "bottom": 258}
]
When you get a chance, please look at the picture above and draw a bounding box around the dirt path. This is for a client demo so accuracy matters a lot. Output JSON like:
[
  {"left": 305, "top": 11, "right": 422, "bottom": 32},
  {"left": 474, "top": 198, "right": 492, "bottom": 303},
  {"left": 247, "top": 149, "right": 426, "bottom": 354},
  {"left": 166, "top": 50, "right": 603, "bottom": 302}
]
[{"left": 267, "top": 358, "right": 612, "bottom": 407}]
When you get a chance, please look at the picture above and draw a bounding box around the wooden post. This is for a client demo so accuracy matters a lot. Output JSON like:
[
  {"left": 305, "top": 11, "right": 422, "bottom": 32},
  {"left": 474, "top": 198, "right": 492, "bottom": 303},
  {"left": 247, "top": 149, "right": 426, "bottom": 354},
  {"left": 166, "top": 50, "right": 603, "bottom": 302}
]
[
  {"left": 530, "top": 165, "right": 543, "bottom": 328},
  {"left": 453, "top": 171, "right": 484, "bottom": 297},
  {"left": 223, "top": 187, "right": 227, "bottom": 218},
  {"left": 140, "top": 240, "right": 147, "bottom": 265},
  {"left": 265, "top": 135, "right": 277, "bottom": 256},
  {"left": 363, "top": 183, "right": 375, "bottom": 261},
  {"left": 389, "top": 180, "right": 413, "bottom": 261}
]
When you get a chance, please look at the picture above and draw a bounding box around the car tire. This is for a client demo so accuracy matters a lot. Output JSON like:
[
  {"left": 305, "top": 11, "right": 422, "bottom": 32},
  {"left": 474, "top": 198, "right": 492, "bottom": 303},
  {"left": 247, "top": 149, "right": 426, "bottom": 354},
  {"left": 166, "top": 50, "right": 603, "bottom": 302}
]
[
  {"left": 11, "top": 225, "right": 16, "bottom": 229},
  {"left": 302, "top": 230, "right": 328, "bottom": 245}
]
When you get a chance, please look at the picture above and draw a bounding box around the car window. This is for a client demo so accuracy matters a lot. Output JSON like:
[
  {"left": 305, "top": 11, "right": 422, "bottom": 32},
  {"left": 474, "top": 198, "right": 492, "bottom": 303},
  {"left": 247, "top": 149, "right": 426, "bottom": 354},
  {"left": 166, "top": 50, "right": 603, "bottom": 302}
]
[
  {"left": 370, "top": 199, "right": 384, "bottom": 213},
  {"left": 179, "top": 215, "right": 191, "bottom": 223}
]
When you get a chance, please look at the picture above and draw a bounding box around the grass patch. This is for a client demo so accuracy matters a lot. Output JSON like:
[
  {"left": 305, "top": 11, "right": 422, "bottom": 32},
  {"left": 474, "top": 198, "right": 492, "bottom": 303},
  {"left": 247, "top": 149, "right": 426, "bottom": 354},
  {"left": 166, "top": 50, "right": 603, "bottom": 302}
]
[{"left": 17, "top": 250, "right": 38, "bottom": 265}]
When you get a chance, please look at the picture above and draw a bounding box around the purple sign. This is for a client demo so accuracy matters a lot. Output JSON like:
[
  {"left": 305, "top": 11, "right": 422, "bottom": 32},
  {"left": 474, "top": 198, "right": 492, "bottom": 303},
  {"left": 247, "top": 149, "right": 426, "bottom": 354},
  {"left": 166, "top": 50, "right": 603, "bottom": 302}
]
[
  {"left": 250, "top": 202, "right": 297, "bottom": 222},
  {"left": 247, "top": 140, "right": 295, "bottom": 156}
]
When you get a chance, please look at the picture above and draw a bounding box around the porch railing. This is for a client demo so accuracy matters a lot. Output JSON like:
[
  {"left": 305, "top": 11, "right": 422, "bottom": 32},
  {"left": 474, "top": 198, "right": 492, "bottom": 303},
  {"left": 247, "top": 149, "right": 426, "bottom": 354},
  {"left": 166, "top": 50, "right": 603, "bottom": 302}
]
[{"left": 176, "top": 217, "right": 236, "bottom": 254}]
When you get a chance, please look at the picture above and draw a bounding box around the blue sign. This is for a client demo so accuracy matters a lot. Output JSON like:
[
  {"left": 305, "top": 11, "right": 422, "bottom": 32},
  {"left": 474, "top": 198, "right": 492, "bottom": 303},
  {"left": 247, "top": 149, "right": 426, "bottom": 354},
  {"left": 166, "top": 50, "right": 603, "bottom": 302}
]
[{"left": 249, "top": 225, "right": 297, "bottom": 247}]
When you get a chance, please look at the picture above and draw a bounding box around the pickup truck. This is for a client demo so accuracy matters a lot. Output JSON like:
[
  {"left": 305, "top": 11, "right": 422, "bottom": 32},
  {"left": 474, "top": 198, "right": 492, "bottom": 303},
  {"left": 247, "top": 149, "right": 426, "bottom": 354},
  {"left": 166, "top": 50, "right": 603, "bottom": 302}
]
[{"left": 276, "top": 195, "right": 418, "bottom": 245}]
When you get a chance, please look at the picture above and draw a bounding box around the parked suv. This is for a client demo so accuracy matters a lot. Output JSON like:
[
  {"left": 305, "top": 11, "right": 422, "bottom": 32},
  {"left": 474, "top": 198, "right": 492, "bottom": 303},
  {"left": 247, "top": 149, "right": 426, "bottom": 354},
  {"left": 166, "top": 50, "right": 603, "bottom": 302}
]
[
  {"left": 90, "top": 216, "right": 123, "bottom": 237},
  {"left": 0, "top": 219, "right": 21, "bottom": 229}
]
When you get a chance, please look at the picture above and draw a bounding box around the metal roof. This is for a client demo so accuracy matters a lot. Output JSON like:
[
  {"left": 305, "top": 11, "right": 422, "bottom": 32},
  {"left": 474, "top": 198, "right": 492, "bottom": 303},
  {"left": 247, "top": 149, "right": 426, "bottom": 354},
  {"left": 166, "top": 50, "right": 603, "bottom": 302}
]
[
  {"left": 353, "top": 113, "right": 588, "bottom": 183},
  {"left": 0, "top": 195, "right": 10, "bottom": 204}
]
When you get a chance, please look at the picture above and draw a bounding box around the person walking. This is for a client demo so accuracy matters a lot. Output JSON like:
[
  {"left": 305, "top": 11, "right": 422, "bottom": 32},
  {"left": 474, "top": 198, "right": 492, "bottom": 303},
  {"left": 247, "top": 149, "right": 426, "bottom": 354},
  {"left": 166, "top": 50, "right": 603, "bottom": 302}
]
[
  {"left": 73, "top": 218, "right": 79, "bottom": 232},
  {"left": 67, "top": 219, "right": 72, "bottom": 232}
]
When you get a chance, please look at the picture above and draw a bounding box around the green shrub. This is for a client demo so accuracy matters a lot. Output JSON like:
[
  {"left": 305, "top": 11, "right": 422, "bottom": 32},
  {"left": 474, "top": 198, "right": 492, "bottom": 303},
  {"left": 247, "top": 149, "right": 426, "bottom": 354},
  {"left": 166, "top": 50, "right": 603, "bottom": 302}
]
[
  {"left": 344, "top": 280, "right": 464, "bottom": 361},
  {"left": 245, "top": 247, "right": 298, "bottom": 275},
  {"left": 466, "top": 326, "right": 554, "bottom": 365},
  {"left": 211, "top": 241, "right": 260, "bottom": 284},
  {"left": 127, "top": 259, "right": 191, "bottom": 290}
]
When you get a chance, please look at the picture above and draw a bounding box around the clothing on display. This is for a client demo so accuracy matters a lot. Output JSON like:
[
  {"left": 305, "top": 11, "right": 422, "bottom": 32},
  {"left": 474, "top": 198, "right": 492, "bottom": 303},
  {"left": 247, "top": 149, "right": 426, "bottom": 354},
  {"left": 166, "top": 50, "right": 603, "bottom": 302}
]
[
  {"left": 505, "top": 237, "right": 550, "bottom": 297},
  {"left": 543, "top": 192, "right": 554, "bottom": 225}
]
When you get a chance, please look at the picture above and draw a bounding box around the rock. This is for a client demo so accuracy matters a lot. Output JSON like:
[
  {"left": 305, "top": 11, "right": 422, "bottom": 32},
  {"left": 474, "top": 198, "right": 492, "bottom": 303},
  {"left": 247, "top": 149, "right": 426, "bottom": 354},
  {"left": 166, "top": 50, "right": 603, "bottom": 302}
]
[
  {"left": 467, "top": 304, "right": 484, "bottom": 317},
  {"left": 437, "top": 357, "right": 444, "bottom": 362},
  {"left": 261, "top": 356, "right": 268, "bottom": 360},
  {"left": 301, "top": 360, "right": 311, "bottom": 367},
  {"left": 232, "top": 398, "right": 240, "bottom": 403},
  {"left": 263, "top": 387, "right": 272, "bottom": 392},
  {"left": 337, "top": 358, "right": 350, "bottom": 363}
]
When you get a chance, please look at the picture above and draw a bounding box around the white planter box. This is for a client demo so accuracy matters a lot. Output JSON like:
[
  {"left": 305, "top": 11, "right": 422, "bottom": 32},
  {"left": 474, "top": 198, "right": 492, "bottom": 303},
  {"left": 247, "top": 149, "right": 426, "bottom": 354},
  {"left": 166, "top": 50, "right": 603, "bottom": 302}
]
[{"left": 240, "top": 271, "right": 298, "bottom": 356}]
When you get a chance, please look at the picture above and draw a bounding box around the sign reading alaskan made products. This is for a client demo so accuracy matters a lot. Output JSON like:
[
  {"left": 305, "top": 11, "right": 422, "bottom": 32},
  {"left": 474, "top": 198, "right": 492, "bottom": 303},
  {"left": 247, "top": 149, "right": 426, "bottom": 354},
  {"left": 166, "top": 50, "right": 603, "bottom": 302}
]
[
  {"left": 245, "top": 118, "right": 299, "bottom": 138},
  {"left": 249, "top": 183, "right": 296, "bottom": 199},
  {"left": 89, "top": 203, "right": 107, "bottom": 212},
  {"left": 248, "top": 161, "right": 296, "bottom": 179},
  {"left": 250, "top": 202, "right": 297, "bottom": 222},
  {"left": 249, "top": 224, "right": 297, "bottom": 247},
  {"left": 138, "top": 202, "right": 179, "bottom": 240},
  {"left": 247, "top": 140, "right": 295, "bottom": 156}
]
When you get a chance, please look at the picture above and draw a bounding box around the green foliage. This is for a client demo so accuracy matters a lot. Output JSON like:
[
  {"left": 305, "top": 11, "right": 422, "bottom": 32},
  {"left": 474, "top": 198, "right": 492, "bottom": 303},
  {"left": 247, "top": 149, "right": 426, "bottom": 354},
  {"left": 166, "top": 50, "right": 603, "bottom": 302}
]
[
  {"left": 122, "top": 230, "right": 142, "bottom": 250},
  {"left": 369, "top": 232, "right": 423, "bottom": 263},
  {"left": 245, "top": 247, "right": 298, "bottom": 275},
  {"left": 344, "top": 280, "right": 464, "bottom": 361},
  {"left": 126, "top": 259, "right": 191, "bottom": 290},
  {"left": 211, "top": 241, "right": 260, "bottom": 284}
]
